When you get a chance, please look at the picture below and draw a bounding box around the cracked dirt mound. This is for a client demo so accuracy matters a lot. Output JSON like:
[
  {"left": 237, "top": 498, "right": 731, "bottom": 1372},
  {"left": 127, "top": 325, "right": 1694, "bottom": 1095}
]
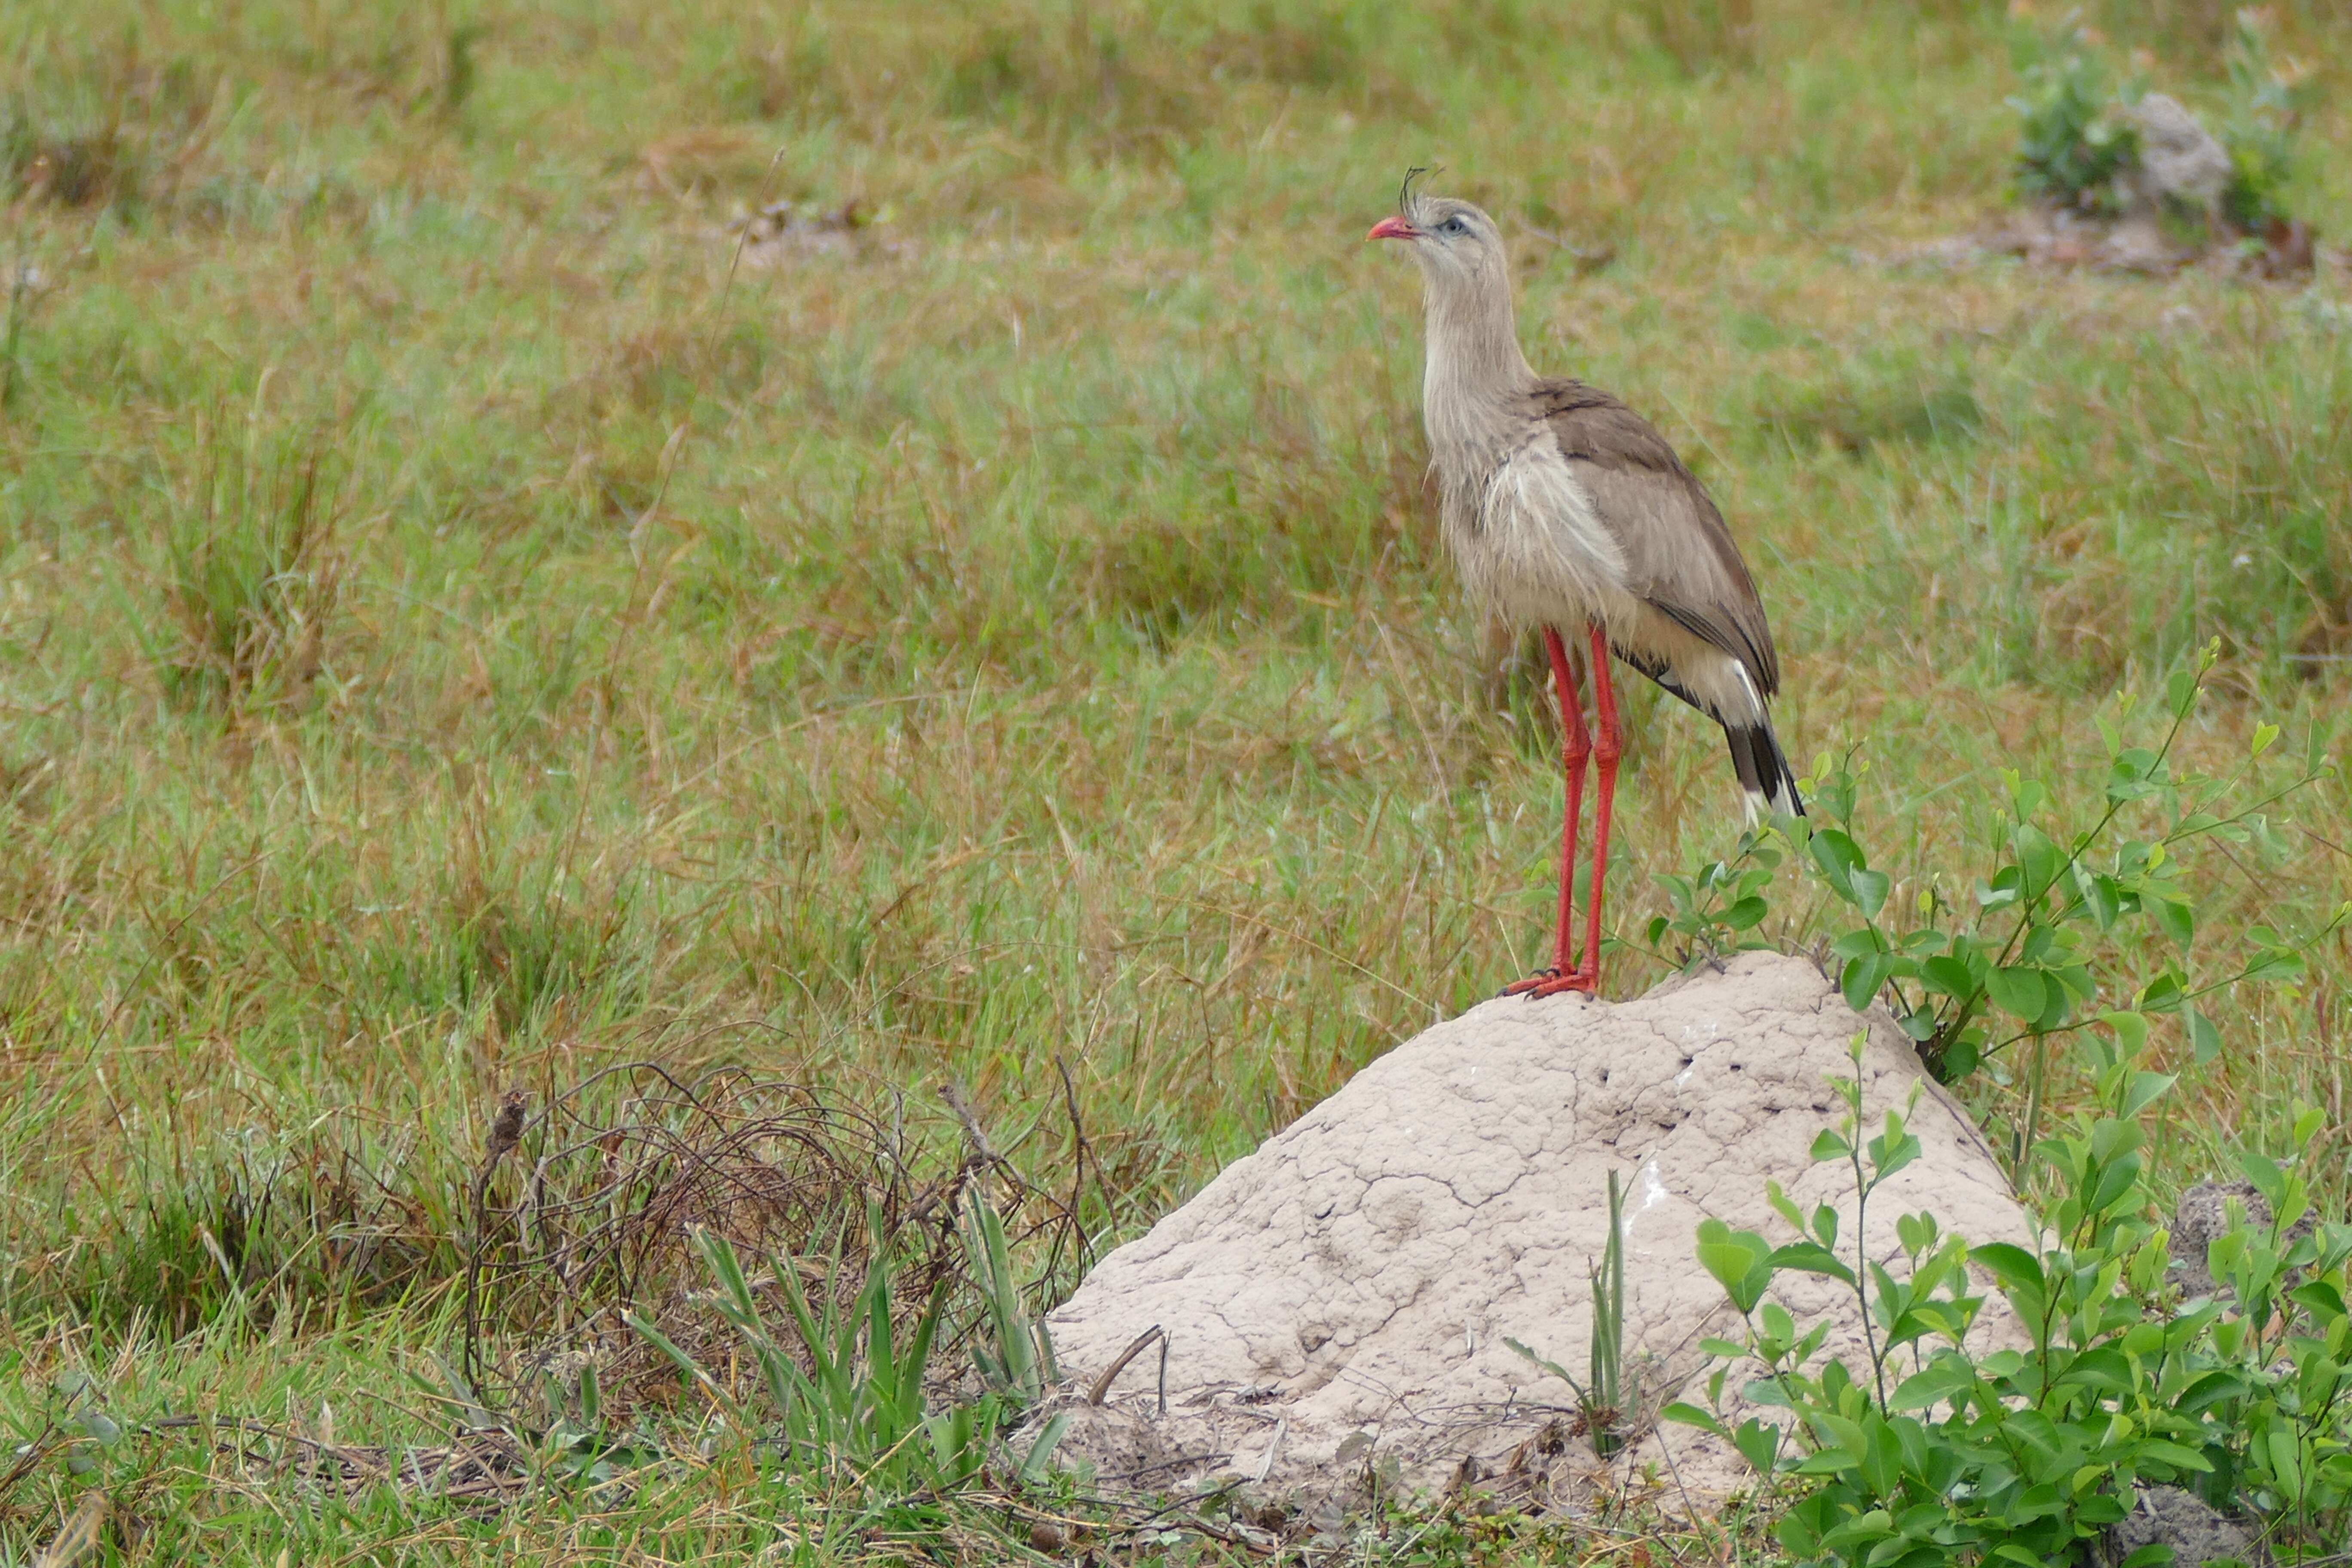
[{"left": 1041, "top": 952, "right": 2030, "bottom": 1510}]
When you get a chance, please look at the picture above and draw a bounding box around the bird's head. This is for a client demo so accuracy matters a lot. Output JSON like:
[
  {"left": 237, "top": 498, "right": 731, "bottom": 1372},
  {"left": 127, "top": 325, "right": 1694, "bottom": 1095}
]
[{"left": 1367, "top": 175, "right": 1507, "bottom": 297}]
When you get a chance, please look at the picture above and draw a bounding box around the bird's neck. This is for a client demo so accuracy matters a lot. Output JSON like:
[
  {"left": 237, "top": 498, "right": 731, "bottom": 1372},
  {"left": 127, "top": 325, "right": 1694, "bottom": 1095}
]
[{"left": 1421, "top": 276, "right": 1535, "bottom": 454}]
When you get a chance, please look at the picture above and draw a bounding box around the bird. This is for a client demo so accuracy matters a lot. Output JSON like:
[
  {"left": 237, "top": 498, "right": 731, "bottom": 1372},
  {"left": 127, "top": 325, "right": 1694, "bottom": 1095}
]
[{"left": 1369, "top": 177, "right": 1801, "bottom": 999}]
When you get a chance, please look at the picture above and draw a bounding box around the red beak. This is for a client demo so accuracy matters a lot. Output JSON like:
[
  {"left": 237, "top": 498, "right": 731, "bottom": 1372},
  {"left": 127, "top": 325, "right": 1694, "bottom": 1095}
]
[{"left": 1366, "top": 216, "right": 1419, "bottom": 242}]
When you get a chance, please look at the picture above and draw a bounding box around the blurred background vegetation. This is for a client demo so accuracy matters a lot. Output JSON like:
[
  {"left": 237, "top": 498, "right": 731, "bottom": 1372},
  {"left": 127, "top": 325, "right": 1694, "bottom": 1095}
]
[{"left": 3, "top": 0, "right": 2352, "bottom": 1557}]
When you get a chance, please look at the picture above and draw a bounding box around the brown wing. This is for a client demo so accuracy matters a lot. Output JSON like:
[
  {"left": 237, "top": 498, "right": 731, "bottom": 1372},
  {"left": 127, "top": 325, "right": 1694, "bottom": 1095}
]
[{"left": 1533, "top": 378, "right": 1780, "bottom": 695}]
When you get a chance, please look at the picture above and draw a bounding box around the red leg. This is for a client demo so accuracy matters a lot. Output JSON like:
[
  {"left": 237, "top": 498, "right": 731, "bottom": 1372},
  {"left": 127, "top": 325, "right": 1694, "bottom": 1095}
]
[
  {"left": 1504, "top": 629, "right": 1592, "bottom": 996},
  {"left": 1575, "top": 624, "right": 1624, "bottom": 990}
]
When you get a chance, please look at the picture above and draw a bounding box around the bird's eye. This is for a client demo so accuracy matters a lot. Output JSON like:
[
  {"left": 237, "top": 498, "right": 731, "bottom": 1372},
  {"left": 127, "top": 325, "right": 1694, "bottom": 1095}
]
[{"left": 1440, "top": 216, "right": 1468, "bottom": 235}]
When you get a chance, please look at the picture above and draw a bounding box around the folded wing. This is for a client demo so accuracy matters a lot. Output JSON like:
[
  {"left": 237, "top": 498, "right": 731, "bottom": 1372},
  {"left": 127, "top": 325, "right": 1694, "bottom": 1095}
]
[{"left": 1534, "top": 378, "right": 1781, "bottom": 698}]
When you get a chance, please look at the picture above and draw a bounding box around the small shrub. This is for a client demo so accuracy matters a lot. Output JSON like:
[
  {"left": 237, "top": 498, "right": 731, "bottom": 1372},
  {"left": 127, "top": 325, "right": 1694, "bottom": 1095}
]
[
  {"left": 1651, "top": 643, "right": 2346, "bottom": 1562},
  {"left": 1671, "top": 1026, "right": 2352, "bottom": 1562},
  {"left": 1667, "top": 644, "right": 2331, "bottom": 1105},
  {"left": 2008, "top": 23, "right": 2138, "bottom": 214},
  {"left": 2216, "top": 9, "right": 2310, "bottom": 234},
  {"left": 1646, "top": 836, "right": 1779, "bottom": 967}
]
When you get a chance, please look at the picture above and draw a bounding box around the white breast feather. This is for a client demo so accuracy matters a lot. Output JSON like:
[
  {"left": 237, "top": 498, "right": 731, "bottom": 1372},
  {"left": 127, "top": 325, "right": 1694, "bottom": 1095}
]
[{"left": 1449, "top": 440, "right": 1633, "bottom": 633}]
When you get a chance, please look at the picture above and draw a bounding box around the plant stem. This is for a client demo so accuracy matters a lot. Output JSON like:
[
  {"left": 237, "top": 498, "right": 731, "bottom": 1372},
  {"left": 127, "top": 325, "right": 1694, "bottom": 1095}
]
[
  {"left": 2017, "top": 1034, "right": 2052, "bottom": 1187},
  {"left": 1851, "top": 1136, "right": 1888, "bottom": 1406}
]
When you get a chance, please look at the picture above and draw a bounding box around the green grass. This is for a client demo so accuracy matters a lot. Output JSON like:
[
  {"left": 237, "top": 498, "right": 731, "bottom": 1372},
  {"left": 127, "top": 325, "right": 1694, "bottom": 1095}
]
[{"left": 5, "top": 0, "right": 2352, "bottom": 1560}]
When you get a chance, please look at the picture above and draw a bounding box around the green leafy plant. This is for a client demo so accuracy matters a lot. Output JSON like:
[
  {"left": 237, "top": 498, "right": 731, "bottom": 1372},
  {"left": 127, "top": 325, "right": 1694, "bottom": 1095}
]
[
  {"left": 959, "top": 1186, "right": 1061, "bottom": 1401},
  {"left": 1669, "top": 1023, "right": 2352, "bottom": 1563},
  {"left": 1646, "top": 839, "right": 1780, "bottom": 966},
  {"left": 1639, "top": 646, "right": 2330, "bottom": 1189},
  {"left": 628, "top": 1216, "right": 1064, "bottom": 1505},
  {"left": 2217, "top": 9, "right": 2309, "bottom": 234},
  {"left": 1509, "top": 1169, "right": 1632, "bottom": 1459},
  {"left": 1649, "top": 648, "right": 2335, "bottom": 1177},
  {"left": 1791, "top": 645, "right": 2336, "bottom": 1150},
  {"left": 2009, "top": 19, "right": 2138, "bottom": 215},
  {"left": 1643, "top": 646, "right": 2346, "bottom": 1557}
]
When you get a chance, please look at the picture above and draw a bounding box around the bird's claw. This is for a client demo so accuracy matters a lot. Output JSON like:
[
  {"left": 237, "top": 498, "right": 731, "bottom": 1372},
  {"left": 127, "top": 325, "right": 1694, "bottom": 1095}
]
[{"left": 1501, "top": 968, "right": 1596, "bottom": 998}]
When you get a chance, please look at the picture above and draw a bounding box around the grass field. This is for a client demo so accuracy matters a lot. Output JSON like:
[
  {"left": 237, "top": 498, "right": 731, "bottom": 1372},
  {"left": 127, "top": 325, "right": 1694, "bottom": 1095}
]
[{"left": 6, "top": 0, "right": 2352, "bottom": 1560}]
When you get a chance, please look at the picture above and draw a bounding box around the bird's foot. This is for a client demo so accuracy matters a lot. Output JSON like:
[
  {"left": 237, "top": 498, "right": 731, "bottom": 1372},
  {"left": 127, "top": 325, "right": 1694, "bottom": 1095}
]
[{"left": 1500, "top": 967, "right": 1596, "bottom": 998}]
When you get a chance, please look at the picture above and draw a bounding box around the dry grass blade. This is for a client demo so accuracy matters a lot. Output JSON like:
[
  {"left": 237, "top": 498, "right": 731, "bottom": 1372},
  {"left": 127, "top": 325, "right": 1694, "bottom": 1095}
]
[{"left": 29, "top": 1492, "right": 106, "bottom": 1568}]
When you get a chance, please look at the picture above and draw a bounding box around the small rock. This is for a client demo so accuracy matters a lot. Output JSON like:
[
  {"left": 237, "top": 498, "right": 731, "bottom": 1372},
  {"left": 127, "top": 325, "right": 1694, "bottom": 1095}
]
[
  {"left": 2100, "top": 1485, "right": 2271, "bottom": 1568},
  {"left": 2126, "top": 94, "right": 2233, "bottom": 219}
]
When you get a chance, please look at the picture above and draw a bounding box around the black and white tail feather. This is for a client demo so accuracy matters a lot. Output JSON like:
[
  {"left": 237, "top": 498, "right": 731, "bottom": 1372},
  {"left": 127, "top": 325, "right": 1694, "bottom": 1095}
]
[
  {"left": 1725, "top": 720, "right": 1804, "bottom": 821},
  {"left": 1615, "top": 644, "right": 1803, "bottom": 821}
]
